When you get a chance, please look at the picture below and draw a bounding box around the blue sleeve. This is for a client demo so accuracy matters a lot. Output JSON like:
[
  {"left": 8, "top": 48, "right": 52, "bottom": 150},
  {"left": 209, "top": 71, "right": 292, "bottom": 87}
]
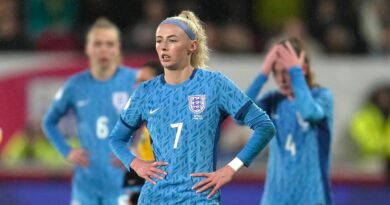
[
  {"left": 217, "top": 72, "right": 252, "bottom": 118},
  {"left": 236, "top": 103, "right": 275, "bottom": 166},
  {"left": 41, "top": 83, "right": 73, "bottom": 157},
  {"left": 109, "top": 119, "right": 137, "bottom": 171},
  {"left": 109, "top": 86, "right": 145, "bottom": 171},
  {"left": 289, "top": 67, "right": 332, "bottom": 121},
  {"left": 246, "top": 74, "right": 268, "bottom": 101},
  {"left": 217, "top": 72, "right": 275, "bottom": 166},
  {"left": 120, "top": 86, "right": 145, "bottom": 128}
]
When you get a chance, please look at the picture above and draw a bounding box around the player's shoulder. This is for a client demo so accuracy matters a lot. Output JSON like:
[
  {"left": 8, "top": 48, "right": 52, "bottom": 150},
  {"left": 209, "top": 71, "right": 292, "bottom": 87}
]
[
  {"left": 66, "top": 70, "right": 90, "bottom": 86},
  {"left": 195, "top": 68, "right": 231, "bottom": 83},
  {"left": 197, "top": 68, "right": 223, "bottom": 78}
]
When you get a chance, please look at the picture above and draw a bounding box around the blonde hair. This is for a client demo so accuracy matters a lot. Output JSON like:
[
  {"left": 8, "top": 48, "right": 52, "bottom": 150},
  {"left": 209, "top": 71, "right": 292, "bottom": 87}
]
[
  {"left": 169, "top": 10, "right": 209, "bottom": 68},
  {"left": 87, "top": 17, "right": 121, "bottom": 42}
]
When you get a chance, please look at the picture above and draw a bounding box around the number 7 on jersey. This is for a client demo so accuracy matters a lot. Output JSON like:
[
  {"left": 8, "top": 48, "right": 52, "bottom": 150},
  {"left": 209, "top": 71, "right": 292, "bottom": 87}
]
[{"left": 171, "top": 122, "right": 183, "bottom": 149}]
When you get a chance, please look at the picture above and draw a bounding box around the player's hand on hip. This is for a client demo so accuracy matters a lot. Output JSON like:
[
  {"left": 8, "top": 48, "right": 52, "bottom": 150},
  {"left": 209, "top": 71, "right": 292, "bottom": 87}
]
[
  {"left": 130, "top": 158, "right": 168, "bottom": 185},
  {"left": 261, "top": 45, "right": 278, "bottom": 76},
  {"left": 67, "top": 148, "right": 89, "bottom": 167},
  {"left": 276, "top": 42, "right": 305, "bottom": 70},
  {"left": 191, "top": 165, "right": 236, "bottom": 198}
]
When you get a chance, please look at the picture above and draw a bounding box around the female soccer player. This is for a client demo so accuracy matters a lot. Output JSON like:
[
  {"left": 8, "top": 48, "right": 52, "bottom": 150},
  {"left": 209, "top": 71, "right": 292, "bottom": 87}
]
[
  {"left": 42, "top": 18, "right": 137, "bottom": 205},
  {"left": 247, "top": 38, "right": 334, "bottom": 205},
  {"left": 109, "top": 10, "right": 275, "bottom": 204}
]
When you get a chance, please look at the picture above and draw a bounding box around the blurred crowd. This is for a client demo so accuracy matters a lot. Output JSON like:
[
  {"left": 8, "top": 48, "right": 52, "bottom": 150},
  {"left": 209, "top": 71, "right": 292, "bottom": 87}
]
[{"left": 2, "top": 0, "right": 390, "bottom": 54}]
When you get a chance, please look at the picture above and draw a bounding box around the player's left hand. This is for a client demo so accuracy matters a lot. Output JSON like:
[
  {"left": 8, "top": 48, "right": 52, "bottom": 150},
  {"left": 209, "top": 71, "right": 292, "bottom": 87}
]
[
  {"left": 276, "top": 41, "right": 305, "bottom": 70},
  {"left": 191, "top": 165, "right": 236, "bottom": 198}
]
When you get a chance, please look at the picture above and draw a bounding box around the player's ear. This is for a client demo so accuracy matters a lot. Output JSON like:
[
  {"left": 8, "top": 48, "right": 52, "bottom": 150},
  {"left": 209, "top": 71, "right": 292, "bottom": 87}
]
[{"left": 188, "top": 40, "right": 198, "bottom": 55}]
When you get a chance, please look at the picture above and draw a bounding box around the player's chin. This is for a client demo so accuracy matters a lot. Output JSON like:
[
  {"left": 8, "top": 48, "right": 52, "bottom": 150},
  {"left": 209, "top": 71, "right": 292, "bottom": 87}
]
[
  {"left": 97, "top": 62, "right": 112, "bottom": 70},
  {"left": 162, "top": 63, "right": 179, "bottom": 71}
]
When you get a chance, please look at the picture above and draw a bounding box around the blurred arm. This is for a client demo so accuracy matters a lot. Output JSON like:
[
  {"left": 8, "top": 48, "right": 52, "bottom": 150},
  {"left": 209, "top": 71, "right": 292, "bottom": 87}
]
[
  {"left": 289, "top": 66, "right": 327, "bottom": 121},
  {"left": 109, "top": 118, "right": 137, "bottom": 171},
  {"left": 246, "top": 74, "right": 268, "bottom": 101}
]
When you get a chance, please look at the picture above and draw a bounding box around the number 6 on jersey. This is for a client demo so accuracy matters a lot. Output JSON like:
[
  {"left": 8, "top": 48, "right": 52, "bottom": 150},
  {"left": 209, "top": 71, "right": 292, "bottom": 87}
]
[{"left": 171, "top": 122, "right": 183, "bottom": 149}]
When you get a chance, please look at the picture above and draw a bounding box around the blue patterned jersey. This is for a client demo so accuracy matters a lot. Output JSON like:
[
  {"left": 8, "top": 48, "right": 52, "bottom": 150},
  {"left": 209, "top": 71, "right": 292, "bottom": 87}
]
[
  {"left": 120, "top": 69, "right": 253, "bottom": 205},
  {"left": 247, "top": 68, "right": 333, "bottom": 205},
  {"left": 42, "top": 67, "right": 137, "bottom": 198}
]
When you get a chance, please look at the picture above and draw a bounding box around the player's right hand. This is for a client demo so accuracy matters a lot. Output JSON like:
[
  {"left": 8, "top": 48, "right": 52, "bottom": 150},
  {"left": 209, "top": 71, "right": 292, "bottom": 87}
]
[
  {"left": 261, "top": 45, "right": 278, "bottom": 76},
  {"left": 67, "top": 148, "right": 89, "bottom": 167},
  {"left": 130, "top": 158, "right": 168, "bottom": 185},
  {"left": 276, "top": 42, "right": 305, "bottom": 70}
]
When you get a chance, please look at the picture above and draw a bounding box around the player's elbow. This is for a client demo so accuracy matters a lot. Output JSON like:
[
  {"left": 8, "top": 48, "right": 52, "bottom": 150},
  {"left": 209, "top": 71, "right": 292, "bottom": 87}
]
[
  {"left": 301, "top": 109, "right": 324, "bottom": 122},
  {"left": 108, "top": 134, "right": 117, "bottom": 152},
  {"left": 252, "top": 117, "right": 275, "bottom": 142},
  {"left": 261, "top": 120, "right": 275, "bottom": 141},
  {"left": 41, "top": 112, "right": 54, "bottom": 135}
]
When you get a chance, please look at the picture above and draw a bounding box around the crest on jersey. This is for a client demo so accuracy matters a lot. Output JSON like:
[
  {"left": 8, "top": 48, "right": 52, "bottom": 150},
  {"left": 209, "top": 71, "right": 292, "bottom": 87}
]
[
  {"left": 112, "top": 92, "right": 129, "bottom": 113},
  {"left": 188, "top": 95, "right": 206, "bottom": 115}
]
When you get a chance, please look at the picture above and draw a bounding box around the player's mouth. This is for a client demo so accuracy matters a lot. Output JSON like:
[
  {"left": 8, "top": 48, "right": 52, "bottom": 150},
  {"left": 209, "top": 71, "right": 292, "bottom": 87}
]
[
  {"left": 161, "top": 54, "right": 171, "bottom": 62},
  {"left": 98, "top": 57, "right": 109, "bottom": 64},
  {"left": 281, "top": 85, "right": 291, "bottom": 92}
]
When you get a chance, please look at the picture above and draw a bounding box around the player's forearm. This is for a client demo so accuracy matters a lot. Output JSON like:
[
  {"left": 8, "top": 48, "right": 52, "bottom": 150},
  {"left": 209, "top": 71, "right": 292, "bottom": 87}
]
[
  {"left": 236, "top": 103, "right": 275, "bottom": 166},
  {"left": 246, "top": 74, "right": 268, "bottom": 101},
  {"left": 42, "top": 110, "right": 71, "bottom": 157},
  {"left": 109, "top": 119, "right": 136, "bottom": 171},
  {"left": 289, "top": 67, "right": 325, "bottom": 121}
]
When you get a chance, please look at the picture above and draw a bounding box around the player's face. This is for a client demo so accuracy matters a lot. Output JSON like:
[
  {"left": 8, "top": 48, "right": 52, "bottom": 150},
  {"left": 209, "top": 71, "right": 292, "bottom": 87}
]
[
  {"left": 86, "top": 28, "right": 121, "bottom": 70},
  {"left": 273, "top": 61, "right": 293, "bottom": 96},
  {"left": 155, "top": 24, "right": 194, "bottom": 70}
]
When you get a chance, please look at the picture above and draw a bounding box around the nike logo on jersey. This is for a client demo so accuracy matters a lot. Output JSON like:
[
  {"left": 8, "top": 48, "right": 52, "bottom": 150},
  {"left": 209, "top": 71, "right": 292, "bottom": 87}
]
[
  {"left": 149, "top": 108, "right": 160, "bottom": 114},
  {"left": 76, "top": 100, "right": 89, "bottom": 107}
]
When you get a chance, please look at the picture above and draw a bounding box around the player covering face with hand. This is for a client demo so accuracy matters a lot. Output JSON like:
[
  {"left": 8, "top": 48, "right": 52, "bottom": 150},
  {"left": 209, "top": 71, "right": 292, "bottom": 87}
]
[{"left": 247, "top": 37, "right": 334, "bottom": 205}]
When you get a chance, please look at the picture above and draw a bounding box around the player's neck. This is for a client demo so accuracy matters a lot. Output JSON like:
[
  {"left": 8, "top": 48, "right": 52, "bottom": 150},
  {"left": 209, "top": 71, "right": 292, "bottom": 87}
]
[
  {"left": 90, "top": 64, "right": 117, "bottom": 81},
  {"left": 164, "top": 66, "right": 194, "bottom": 85}
]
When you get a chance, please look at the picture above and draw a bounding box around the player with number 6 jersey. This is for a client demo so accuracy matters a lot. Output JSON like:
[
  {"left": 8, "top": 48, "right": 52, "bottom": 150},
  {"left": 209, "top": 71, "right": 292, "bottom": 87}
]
[
  {"left": 247, "top": 37, "right": 334, "bottom": 205},
  {"left": 42, "top": 18, "right": 138, "bottom": 205}
]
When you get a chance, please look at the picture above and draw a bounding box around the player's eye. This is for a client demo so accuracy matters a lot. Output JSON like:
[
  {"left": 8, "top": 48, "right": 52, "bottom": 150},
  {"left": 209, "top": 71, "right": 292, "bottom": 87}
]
[
  {"left": 106, "top": 42, "right": 114, "bottom": 47},
  {"left": 94, "top": 41, "right": 102, "bottom": 47}
]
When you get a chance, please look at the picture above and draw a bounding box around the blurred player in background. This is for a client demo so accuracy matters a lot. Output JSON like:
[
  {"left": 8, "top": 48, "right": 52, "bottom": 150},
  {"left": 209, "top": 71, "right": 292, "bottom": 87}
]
[
  {"left": 109, "top": 10, "right": 275, "bottom": 204},
  {"left": 350, "top": 84, "right": 390, "bottom": 184},
  {"left": 122, "top": 61, "right": 164, "bottom": 205},
  {"left": 42, "top": 18, "right": 138, "bottom": 205},
  {"left": 247, "top": 37, "right": 334, "bottom": 205}
]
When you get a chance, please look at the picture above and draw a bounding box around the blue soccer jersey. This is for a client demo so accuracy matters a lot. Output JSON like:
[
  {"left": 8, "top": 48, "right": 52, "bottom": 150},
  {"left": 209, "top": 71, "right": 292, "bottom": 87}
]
[
  {"left": 247, "top": 67, "right": 334, "bottom": 205},
  {"left": 42, "top": 67, "right": 137, "bottom": 203},
  {"left": 113, "top": 68, "right": 274, "bottom": 205}
]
